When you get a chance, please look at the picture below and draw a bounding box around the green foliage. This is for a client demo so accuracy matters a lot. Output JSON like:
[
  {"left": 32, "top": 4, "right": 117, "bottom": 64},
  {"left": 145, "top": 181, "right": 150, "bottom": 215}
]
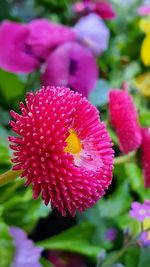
[
  {"left": 37, "top": 223, "right": 100, "bottom": 257},
  {"left": 125, "top": 246, "right": 150, "bottom": 267},
  {"left": 0, "top": 219, "right": 15, "bottom": 267},
  {"left": 0, "top": 126, "right": 11, "bottom": 166},
  {"left": 1, "top": 186, "right": 50, "bottom": 232},
  {"left": 0, "top": 1, "right": 150, "bottom": 266},
  {"left": 0, "top": 69, "right": 25, "bottom": 103}
]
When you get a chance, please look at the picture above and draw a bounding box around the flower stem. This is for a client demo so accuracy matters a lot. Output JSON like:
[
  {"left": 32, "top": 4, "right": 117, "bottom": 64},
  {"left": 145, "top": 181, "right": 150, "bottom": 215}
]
[
  {"left": 114, "top": 151, "right": 136, "bottom": 165},
  {"left": 0, "top": 169, "right": 23, "bottom": 186}
]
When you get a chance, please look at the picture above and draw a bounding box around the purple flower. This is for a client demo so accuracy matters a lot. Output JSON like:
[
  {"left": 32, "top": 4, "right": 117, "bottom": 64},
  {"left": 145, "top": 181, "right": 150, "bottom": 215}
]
[
  {"left": 10, "top": 227, "right": 43, "bottom": 267},
  {"left": 137, "top": 5, "right": 150, "bottom": 16},
  {"left": 42, "top": 42, "right": 98, "bottom": 97},
  {"left": 0, "top": 21, "right": 39, "bottom": 73},
  {"left": 105, "top": 228, "right": 117, "bottom": 242},
  {"left": 139, "top": 231, "right": 150, "bottom": 246},
  {"left": 0, "top": 19, "right": 76, "bottom": 74},
  {"left": 74, "top": 13, "right": 110, "bottom": 55},
  {"left": 27, "top": 19, "right": 76, "bottom": 59},
  {"left": 129, "top": 201, "right": 150, "bottom": 222}
]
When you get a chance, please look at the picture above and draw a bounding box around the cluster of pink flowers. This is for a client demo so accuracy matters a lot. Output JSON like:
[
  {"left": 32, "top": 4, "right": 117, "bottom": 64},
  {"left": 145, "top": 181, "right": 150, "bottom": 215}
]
[
  {"left": 0, "top": 1, "right": 115, "bottom": 98},
  {"left": 109, "top": 88, "right": 150, "bottom": 188}
]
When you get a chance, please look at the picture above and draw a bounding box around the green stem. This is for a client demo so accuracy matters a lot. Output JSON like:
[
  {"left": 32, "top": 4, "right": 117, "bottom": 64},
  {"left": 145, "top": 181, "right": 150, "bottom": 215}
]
[
  {"left": 114, "top": 151, "right": 136, "bottom": 165},
  {"left": 100, "top": 240, "right": 136, "bottom": 267},
  {"left": 0, "top": 169, "right": 23, "bottom": 186}
]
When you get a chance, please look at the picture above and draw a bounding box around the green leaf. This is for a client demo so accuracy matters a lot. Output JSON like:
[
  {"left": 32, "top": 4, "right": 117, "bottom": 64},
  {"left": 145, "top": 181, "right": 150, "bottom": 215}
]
[
  {"left": 89, "top": 79, "right": 111, "bottom": 107},
  {"left": 125, "top": 246, "right": 140, "bottom": 267},
  {"left": 125, "top": 246, "right": 150, "bottom": 267},
  {"left": 138, "top": 247, "right": 150, "bottom": 267},
  {"left": 123, "top": 62, "right": 141, "bottom": 81},
  {"left": 0, "top": 0, "right": 10, "bottom": 21},
  {"left": 98, "top": 181, "right": 131, "bottom": 219},
  {"left": 125, "top": 163, "right": 150, "bottom": 200},
  {"left": 0, "top": 220, "right": 15, "bottom": 267},
  {"left": 37, "top": 223, "right": 100, "bottom": 257},
  {"left": 40, "top": 257, "right": 55, "bottom": 267},
  {"left": 0, "top": 69, "right": 25, "bottom": 102},
  {"left": 2, "top": 187, "right": 50, "bottom": 232},
  {"left": 0, "top": 126, "right": 11, "bottom": 165},
  {"left": 139, "top": 112, "right": 150, "bottom": 127}
]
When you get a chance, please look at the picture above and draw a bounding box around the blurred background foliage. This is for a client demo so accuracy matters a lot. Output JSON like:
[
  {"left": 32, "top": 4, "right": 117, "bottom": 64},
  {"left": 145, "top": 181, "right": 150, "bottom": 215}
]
[{"left": 0, "top": 0, "right": 150, "bottom": 267}]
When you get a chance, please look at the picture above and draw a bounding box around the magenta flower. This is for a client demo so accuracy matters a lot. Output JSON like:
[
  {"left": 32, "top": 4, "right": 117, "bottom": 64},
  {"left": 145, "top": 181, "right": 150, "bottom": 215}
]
[
  {"left": 141, "top": 128, "right": 150, "bottom": 188},
  {"left": 129, "top": 201, "right": 150, "bottom": 222},
  {"left": 94, "top": 1, "right": 116, "bottom": 20},
  {"left": 10, "top": 227, "right": 43, "bottom": 267},
  {"left": 0, "top": 21, "right": 39, "bottom": 73},
  {"left": 74, "top": 13, "right": 110, "bottom": 55},
  {"left": 9, "top": 86, "right": 114, "bottom": 216},
  {"left": 72, "top": 0, "right": 116, "bottom": 20},
  {"left": 42, "top": 42, "right": 98, "bottom": 97},
  {"left": 137, "top": 5, "right": 150, "bottom": 16},
  {"left": 109, "top": 89, "right": 142, "bottom": 154},
  {"left": 27, "top": 19, "right": 76, "bottom": 59}
]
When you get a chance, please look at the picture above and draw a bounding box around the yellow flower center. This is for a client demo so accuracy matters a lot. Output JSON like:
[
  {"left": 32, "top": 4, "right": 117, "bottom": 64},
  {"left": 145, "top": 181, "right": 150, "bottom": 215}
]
[
  {"left": 64, "top": 129, "right": 82, "bottom": 154},
  {"left": 143, "top": 217, "right": 150, "bottom": 230}
]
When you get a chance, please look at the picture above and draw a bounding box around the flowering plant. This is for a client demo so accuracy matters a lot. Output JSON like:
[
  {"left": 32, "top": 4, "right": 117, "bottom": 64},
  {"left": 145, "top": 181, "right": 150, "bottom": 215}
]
[{"left": 0, "top": 1, "right": 150, "bottom": 267}]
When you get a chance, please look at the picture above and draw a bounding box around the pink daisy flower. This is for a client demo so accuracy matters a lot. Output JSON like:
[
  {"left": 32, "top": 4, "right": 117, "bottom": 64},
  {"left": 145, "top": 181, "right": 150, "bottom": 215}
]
[
  {"left": 0, "top": 20, "right": 39, "bottom": 73},
  {"left": 109, "top": 89, "right": 142, "bottom": 154},
  {"left": 42, "top": 42, "right": 98, "bottom": 97},
  {"left": 141, "top": 128, "right": 150, "bottom": 188},
  {"left": 9, "top": 86, "right": 114, "bottom": 216}
]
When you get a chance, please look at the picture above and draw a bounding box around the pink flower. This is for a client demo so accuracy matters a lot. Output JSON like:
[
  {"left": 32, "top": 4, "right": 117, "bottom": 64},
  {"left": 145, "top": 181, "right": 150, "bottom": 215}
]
[
  {"left": 109, "top": 89, "right": 142, "bottom": 154},
  {"left": 129, "top": 201, "right": 150, "bottom": 222},
  {"left": 94, "top": 1, "right": 116, "bottom": 20},
  {"left": 0, "top": 21, "right": 39, "bottom": 73},
  {"left": 141, "top": 128, "right": 150, "bottom": 188},
  {"left": 74, "top": 13, "right": 110, "bottom": 55},
  {"left": 27, "top": 19, "right": 76, "bottom": 59},
  {"left": 137, "top": 6, "right": 150, "bottom": 16},
  {"left": 42, "top": 42, "right": 98, "bottom": 97},
  {"left": 9, "top": 86, "right": 114, "bottom": 216},
  {"left": 72, "top": 1, "right": 116, "bottom": 20}
]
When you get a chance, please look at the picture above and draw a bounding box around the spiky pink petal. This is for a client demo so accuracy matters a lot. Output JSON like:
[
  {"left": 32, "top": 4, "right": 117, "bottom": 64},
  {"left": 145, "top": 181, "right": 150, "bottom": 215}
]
[
  {"left": 9, "top": 86, "right": 114, "bottom": 216},
  {"left": 109, "top": 89, "right": 142, "bottom": 154},
  {"left": 141, "top": 128, "right": 150, "bottom": 188}
]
